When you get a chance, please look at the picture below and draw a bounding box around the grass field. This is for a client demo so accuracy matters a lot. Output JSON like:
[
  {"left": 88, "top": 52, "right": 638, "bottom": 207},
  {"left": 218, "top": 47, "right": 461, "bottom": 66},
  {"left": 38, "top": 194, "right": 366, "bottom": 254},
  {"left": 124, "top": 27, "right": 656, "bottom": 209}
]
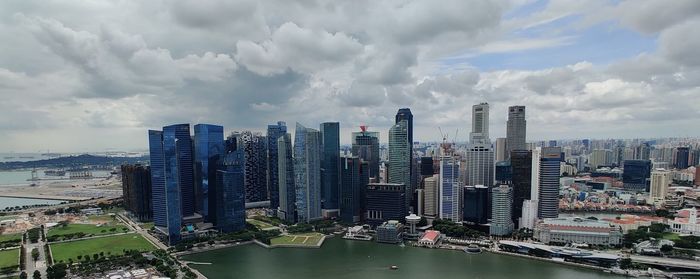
[
  {"left": 0, "top": 249, "right": 19, "bottom": 269},
  {"left": 0, "top": 233, "right": 22, "bottom": 243},
  {"left": 247, "top": 219, "right": 274, "bottom": 229},
  {"left": 87, "top": 214, "right": 117, "bottom": 223},
  {"left": 662, "top": 232, "right": 680, "bottom": 241},
  {"left": 270, "top": 233, "right": 323, "bottom": 246},
  {"left": 50, "top": 233, "right": 155, "bottom": 263},
  {"left": 47, "top": 223, "right": 129, "bottom": 240}
]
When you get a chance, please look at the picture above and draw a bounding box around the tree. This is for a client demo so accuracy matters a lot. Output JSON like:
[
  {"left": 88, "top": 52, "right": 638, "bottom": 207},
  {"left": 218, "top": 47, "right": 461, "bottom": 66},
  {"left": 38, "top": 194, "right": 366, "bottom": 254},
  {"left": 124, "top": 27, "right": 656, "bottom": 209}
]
[
  {"left": 31, "top": 248, "right": 40, "bottom": 261},
  {"left": 19, "top": 271, "right": 27, "bottom": 279},
  {"left": 660, "top": 244, "right": 674, "bottom": 254},
  {"left": 649, "top": 223, "right": 670, "bottom": 233},
  {"left": 655, "top": 209, "right": 671, "bottom": 218},
  {"left": 33, "top": 270, "right": 41, "bottom": 279},
  {"left": 47, "top": 263, "right": 67, "bottom": 279},
  {"left": 619, "top": 258, "right": 632, "bottom": 269}
]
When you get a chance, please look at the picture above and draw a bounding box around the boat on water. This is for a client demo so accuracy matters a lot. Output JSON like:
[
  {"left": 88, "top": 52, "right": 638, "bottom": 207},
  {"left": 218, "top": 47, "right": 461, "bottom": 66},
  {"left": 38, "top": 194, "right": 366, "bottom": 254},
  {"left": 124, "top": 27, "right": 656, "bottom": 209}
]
[
  {"left": 390, "top": 266, "right": 399, "bottom": 270},
  {"left": 464, "top": 245, "right": 482, "bottom": 254}
]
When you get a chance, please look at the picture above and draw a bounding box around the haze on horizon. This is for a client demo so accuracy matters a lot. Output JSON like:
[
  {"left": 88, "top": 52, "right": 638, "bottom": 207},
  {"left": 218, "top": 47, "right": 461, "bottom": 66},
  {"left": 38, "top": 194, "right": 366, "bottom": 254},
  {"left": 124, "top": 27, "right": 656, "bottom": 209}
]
[{"left": 1, "top": 0, "right": 699, "bottom": 153}]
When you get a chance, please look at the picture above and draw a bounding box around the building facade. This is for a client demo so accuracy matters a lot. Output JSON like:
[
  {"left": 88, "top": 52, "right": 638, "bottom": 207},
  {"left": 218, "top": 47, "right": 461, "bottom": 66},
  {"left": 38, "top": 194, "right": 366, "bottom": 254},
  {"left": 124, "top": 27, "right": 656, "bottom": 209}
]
[
  {"left": 121, "top": 164, "right": 152, "bottom": 222},
  {"left": 537, "top": 147, "right": 561, "bottom": 219},
  {"left": 622, "top": 160, "right": 652, "bottom": 192},
  {"left": 339, "top": 156, "right": 366, "bottom": 224},
  {"left": 351, "top": 128, "right": 380, "bottom": 180},
  {"left": 365, "top": 183, "right": 407, "bottom": 227},
  {"left": 230, "top": 131, "right": 268, "bottom": 203},
  {"left": 470, "top": 103, "right": 490, "bottom": 144},
  {"left": 423, "top": 175, "right": 439, "bottom": 217},
  {"left": 511, "top": 150, "right": 532, "bottom": 225},
  {"left": 534, "top": 217, "right": 623, "bottom": 246},
  {"left": 320, "top": 122, "right": 341, "bottom": 211},
  {"left": 294, "top": 123, "right": 322, "bottom": 223},
  {"left": 388, "top": 119, "right": 412, "bottom": 211},
  {"left": 465, "top": 144, "right": 494, "bottom": 187},
  {"left": 193, "top": 124, "right": 224, "bottom": 221},
  {"left": 506, "top": 106, "right": 526, "bottom": 159},
  {"left": 439, "top": 154, "right": 462, "bottom": 222},
  {"left": 649, "top": 169, "right": 671, "bottom": 204},
  {"left": 214, "top": 145, "right": 246, "bottom": 233},
  {"left": 277, "top": 133, "right": 296, "bottom": 223},
  {"left": 376, "top": 220, "right": 404, "bottom": 244},
  {"left": 463, "top": 185, "right": 488, "bottom": 225},
  {"left": 490, "top": 185, "right": 514, "bottom": 236},
  {"left": 267, "top": 121, "right": 288, "bottom": 210}
]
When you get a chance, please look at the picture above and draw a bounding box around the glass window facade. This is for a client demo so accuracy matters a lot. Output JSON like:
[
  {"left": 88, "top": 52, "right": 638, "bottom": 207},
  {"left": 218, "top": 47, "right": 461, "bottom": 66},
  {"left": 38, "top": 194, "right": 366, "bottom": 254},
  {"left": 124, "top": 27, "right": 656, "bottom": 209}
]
[
  {"left": 194, "top": 124, "right": 224, "bottom": 221},
  {"left": 320, "top": 122, "right": 340, "bottom": 210}
]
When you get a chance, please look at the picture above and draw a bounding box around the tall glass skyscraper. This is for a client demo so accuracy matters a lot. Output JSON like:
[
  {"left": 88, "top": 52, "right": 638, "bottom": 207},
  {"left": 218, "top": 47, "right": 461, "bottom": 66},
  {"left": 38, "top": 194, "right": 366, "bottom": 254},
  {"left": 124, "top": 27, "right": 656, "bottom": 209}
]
[
  {"left": 506, "top": 106, "right": 526, "bottom": 160},
  {"left": 163, "top": 124, "right": 196, "bottom": 217},
  {"left": 510, "top": 150, "right": 532, "bottom": 225},
  {"left": 121, "top": 164, "right": 152, "bottom": 222},
  {"left": 277, "top": 133, "right": 296, "bottom": 223},
  {"left": 294, "top": 123, "right": 322, "bottom": 223},
  {"left": 351, "top": 128, "right": 380, "bottom": 179},
  {"left": 439, "top": 152, "right": 461, "bottom": 222},
  {"left": 339, "top": 156, "right": 366, "bottom": 224},
  {"left": 465, "top": 144, "right": 494, "bottom": 187},
  {"left": 463, "top": 185, "right": 488, "bottom": 225},
  {"left": 320, "top": 122, "right": 340, "bottom": 210},
  {"left": 214, "top": 142, "right": 246, "bottom": 233},
  {"left": 194, "top": 124, "right": 224, "bottom": 221},
  {"left": 537, "top": 147, "right": 561, "bottom": 219},
  {"left": 267, "top": 121, "right": 287, "bottom": 209},
  {"left": 389, "top": 119, "right": 411, "bottom": 211},
  {"left": 622, "top": 159, "right": 652, "bottom": 191},
  {"left": 230, "top": 131, "right": 268, "bottom": 203},
  {"left": 395, "top": 108, "right": 415, "bottom": 198}
]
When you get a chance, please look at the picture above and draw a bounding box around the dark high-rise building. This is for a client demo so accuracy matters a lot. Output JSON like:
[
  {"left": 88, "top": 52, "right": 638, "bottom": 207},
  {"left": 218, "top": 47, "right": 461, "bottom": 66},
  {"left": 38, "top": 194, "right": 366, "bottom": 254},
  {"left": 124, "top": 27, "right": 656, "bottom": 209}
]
[
  {"left": 339, "top": 156, "right": 367, "bottom": 224},
  {"left": 623, "top": 160, "right": 652, "bottom": 191},
  {"left": 365, "top": 183, "right": 407, "bottom": 227},
  {"left": 121, "top": 164, "right": 152, "bottom": 222},
  {"left": 230, "top": 131, "right": 268, "bottom": 203},
  {"left": 537, "top": 147, "right": 561, "bottom": 219},
  {"left": 352, "top": 127, "right": 380, "bottom": 179},
  {"left": 675, "top": 147, "right": 690, "bottom": 169},
  {"left": 164, "top": 124, "right": 195, "bottom": 217},
  {"left": 149, "top": 127, "right": 182, "bottom": 244},
  {"left": 506, "top": 106, "right": 526, "bottom": 159},
  {"left": 194, "top": 124, "right": 224, "bottom": 221},
  {"left": 463, "top": 185, "right": 489, "bottom": 225},
  {"left": 420, "top": 157, "right": 434, "bottom": 176},
  {"left": 214, "top": 141, "right": 246, "bottom": 233},
  {"left": 277, "top": 133, "right": 296, "bottom": 223},
  {"left": 395, "top": 108, "right": 416, "bottom": 199},
  {"left": 267, "top": 121, "right": 287, "bottom": 210},
  {"left": 320, "top": 122, "right": 341, "bottom": 210},
  {"left": 510, "top": 150, "right": 532, "bottom": 224},
  {"left": 495, "top": 161, "right": 512, "bottom": 184},
  {"left": 389, "top": 119, "right": 411, "bottom": 211}
]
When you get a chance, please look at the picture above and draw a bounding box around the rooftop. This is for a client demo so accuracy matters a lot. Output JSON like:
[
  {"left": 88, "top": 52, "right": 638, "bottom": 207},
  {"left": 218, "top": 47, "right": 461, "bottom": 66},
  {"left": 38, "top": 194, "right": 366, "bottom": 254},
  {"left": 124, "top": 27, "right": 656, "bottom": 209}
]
[{"left": 420, "top": 230, "right": 440, "bottom": 242}]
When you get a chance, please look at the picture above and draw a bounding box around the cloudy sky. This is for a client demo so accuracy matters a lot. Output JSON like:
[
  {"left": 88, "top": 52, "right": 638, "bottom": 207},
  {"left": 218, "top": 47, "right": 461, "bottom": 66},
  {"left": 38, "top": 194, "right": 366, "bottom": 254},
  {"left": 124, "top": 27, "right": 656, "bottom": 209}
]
[{"left": 1, "top": 0, "right": 699, "bottom": 152}]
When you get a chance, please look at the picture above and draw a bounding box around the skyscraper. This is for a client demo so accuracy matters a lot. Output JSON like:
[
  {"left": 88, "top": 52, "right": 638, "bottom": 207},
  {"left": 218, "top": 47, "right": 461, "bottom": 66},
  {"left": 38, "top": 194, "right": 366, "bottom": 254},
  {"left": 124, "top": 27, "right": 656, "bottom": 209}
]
[
  {"left": 388, "top": 119, "right": 412, "bottom": 211},
  {"left": 635, "top": 143, "right": 651, "bottom": 160},
  {"left": 470, "top": 103, "right": 490, "bottom": 144},
  {"left": 294, "top": 123, "right": 322, "bottom": 223},
  {"left": 537, "top": 147, "right": 561, "bottom": 219},
  {"left": 465, "top": 144, "right": 494, "bottom": 187},
  {"left": 351, "top": 127, "right": 380, "bottom": 179},
  {"left": 495, "top": 137, "right": 507, "bottom": 162},
  {"left": 623, "top": 160, "right": 652, "bottom": 192},
  {"left": 675, "top": 147, "right": 690, "bottom": 169},
  {"left": 589, "top": 149, "right": 613, "bottom": 169},
  {"left": 267, "top": 121, "right": 287, "bottom": 210},
  {"left": 320, "top": 122, "right": 341, "bottom": 211},
  {"left": 506, "top": 106, "right": 526, "bottom": 159},
  {"left": 423, "top": 174, "right": 439, "bottom": 217},
  {"left": 463, "top": 185, "right": 488, "bottom": 225},
  {"left": 365, "top": 183, "right": 407, "bottom": 227},
  {"left": 230, "top": 131, "right": 268, "bottom": 203},
  {"left": 214, "top": 141, "right": 246, "bottom": 233},
  {"left": 395, "top": 108, "right": 415, "bottom": 199},
  {"left": 439, "top": 148, "right": 462, "bottom": 222},
  {"left": 149, "top": 128, "right": 181, "bottom": 245},
  {"left": 650, "top": 169, "right": 670, "bottom": 203},
  {"left": 121, "top": 164, "right": 152, "bottom": 222},
  {"left": 510, "top": 150, "right": 532, "bottom": 225},
  {"left": 193, "top": 124, "right": 224, "bottom": 221},
  {"left": 277, "top": 133, "right": 296, "bottom": 223},
  {"left": 490, "top": 185, "right": 514, "bottom": 236},
  {"left": 339, "top": 156, "right": 366, "bottom": 224},
  {"left": 163, "top": 124, "right": 195, "bottom": 217}
]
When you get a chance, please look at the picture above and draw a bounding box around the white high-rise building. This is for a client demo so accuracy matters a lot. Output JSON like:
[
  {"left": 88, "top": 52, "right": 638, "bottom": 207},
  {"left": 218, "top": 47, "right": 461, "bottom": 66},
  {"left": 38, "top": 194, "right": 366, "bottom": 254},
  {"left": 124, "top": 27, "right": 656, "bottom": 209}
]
[
  {"left": 531, "top": 147, "right": 541, "bottom": 200},
  {"left": 470, "top": 103, "right": 490, "bottom": 144},
  {"left": 520, "top": 199, "right": 538, "bottom": 229},
  {"left": 465, "top": 144, "right": 494, "bottom": 187},
  {"left": 589, "top": 149, "right": 613, "bottom": 169},
  {"left": 650, "top": 169, "right": 671, "bottom": 204},
  {"left": 490, "top": 184, "right": 514, "bottom": 236}
]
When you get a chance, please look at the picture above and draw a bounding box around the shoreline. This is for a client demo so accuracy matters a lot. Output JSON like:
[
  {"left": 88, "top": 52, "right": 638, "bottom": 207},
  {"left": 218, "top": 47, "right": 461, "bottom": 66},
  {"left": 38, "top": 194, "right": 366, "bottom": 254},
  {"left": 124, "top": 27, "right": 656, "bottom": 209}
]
[{"left": 0, "top": 193, "right": 89, "bottom": 201}]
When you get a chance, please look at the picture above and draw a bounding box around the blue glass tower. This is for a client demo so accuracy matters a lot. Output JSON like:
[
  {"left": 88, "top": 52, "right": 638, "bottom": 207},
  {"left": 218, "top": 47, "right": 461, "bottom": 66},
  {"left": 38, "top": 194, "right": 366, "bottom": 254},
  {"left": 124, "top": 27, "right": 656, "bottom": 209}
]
[
  {"left": 339, "top": 156, "right": 365, "bottom": 224},
  {"left": 266, "top": 121, "right": 287, "bottom": 210},
  {"left": 277, "top": 133, "right": 296, "bottom": 223},
  {"left": 214, "top": 141, "right": 246, "bottom": 233},
  {"left": 148, "top": 130, "right": 167, "bottom": 228},
  {"left": 294, "top": 123, "right": 322, "bottom": 223},
  {"left": 320, "top": 122, "right": 340, "bottom": 210},
  {"left": 623, "top": 159, "right": 652, "bottom": 191},
  {"left": 163, "top": 124, "right": 196, "bottom": 217},
  {"left": 149, "top": 128, "right": 183, "bottom": 245},
  {"left": 538, "top": 147, "right": 562, "bottom": 219},
  {"left": 194, "top": 124, "right": 224, "bottom": 221}
]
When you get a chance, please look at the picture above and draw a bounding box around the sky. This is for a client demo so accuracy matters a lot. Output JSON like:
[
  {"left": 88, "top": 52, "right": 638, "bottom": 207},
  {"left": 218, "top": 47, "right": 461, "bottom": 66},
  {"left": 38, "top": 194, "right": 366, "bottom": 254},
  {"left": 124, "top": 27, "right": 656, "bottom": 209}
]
[{"left": 1, "top": 0, "right": 699, "bottom": 152}]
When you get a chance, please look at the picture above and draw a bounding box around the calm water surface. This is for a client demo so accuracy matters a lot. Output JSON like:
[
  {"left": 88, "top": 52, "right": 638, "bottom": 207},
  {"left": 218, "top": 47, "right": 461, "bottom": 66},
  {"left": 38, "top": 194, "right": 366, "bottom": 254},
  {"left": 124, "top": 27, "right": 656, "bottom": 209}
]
[{"left": 182, "top": 237, "right": 626, "bottom": 279}]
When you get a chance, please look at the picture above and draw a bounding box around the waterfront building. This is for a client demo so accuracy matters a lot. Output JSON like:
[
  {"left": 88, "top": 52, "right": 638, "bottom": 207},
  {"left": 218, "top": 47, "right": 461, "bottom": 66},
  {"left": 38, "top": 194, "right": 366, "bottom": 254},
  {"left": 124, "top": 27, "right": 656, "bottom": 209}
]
[
  {"left": 230, "top": 131, "right": 268, "bottom": 203},
  {"left": 519, "top": 200, "right": 538, "bottom": 229},
  {"left": 277, "top": 133, "right": 296, "bottom": 223},
  {"left": 495, "top": 137, "right": 507, "bottom": 162},
  {"left": 267, "top": 121, "right": 288, "bottom": 210},
  {"left": 121, "top": 164, "right": 152, "bottom": 222},
  {"left": 439, "top": 150, "right": 462, "bottom": 222},
  {"left": 511, "top": 150, "right": 532, "bottom": 225},
  {"left": 649, "top": 169, "right": 671, "bottom": 205},
  {"left": 376, "top": 220, "right": 404, "bottom": 244},
  {"left": 214, "top": 143, "right": 246, "bottom": 233},
  {"left": 463, "top": 185, "right": 488, "bottom": 225},
  {"left": 537, "top": 147, "right": 561, "bottom": 219},
  {"left": 470, "top": 103, "right": 490, "bottom": 144},
  {"left": 165, "top": 124, "right": 196, "bottom": 217},
  {"left": 352, "top": 127, "right": 380, "bottom": 179},
  {"left": 669, "top": 208, "right": 699, "bottom": 235},
  {"left": 465, "top": 143, "right": 494, "bottom": 187},
  {"left": 498, "top": 241, "right": 620, "bottom": 267},
  {"left": 365, "top": 183, "right": 407, "bottom": 227},
  {"left": 622, "top": 160, "right": 652, "bottom": 191},
  {"left": 675, "top": 147, "right": 690, "bottom": 169},
  {"left": 320, "top": 122, "right": 341, "bottom": 213},
  {"left": 395, "top": 108, "right": 416, "bottom": 201},
  {"left": 388, "top": 119, "right": 412, "bottom": 211},
  {"left": 506, "top": 106, "right": 526, "bottom": 159},
  {"left": 148, "top": 126, "right": 186, "bottom": 244},
  {"left": 533, "top": 217, "right": 623, "bottom": 246},
  {"left": 193, "top": 124, "right": 224, "bottom": 221},
  {"left": 417, "top": 230, "right": 442, "bottom": 248},
  {"left": 490, "top": 185, "right": 514, "bottom": 236},
  {"left": 405, "top": 214, "right": 421, "bottom": 239},
  {"left": 423, "top": 175, "right": 439, "bottom": 217},
  {"left": 339, "top": 156, "right": 367, "bottom": 224},
  {"left": 294, "top": 123, "right": 322, "bottom": 223}
]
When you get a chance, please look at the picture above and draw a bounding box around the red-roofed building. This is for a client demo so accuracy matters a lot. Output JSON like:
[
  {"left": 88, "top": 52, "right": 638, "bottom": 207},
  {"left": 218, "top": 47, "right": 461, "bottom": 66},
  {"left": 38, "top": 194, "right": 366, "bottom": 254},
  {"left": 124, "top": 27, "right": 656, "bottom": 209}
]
[
  {"left": 417, "top": 230, "right": 442, "bottom": 248},
  {"left": 670, "top": 208, "right": 699, "bottom": 235}
]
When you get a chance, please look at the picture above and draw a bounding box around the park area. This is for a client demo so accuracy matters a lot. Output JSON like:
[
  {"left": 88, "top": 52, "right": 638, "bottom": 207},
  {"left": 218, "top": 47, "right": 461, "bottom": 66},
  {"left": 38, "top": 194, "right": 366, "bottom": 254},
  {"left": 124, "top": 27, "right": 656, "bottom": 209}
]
[
  {"left": 270, "top": 233, "right": 323, "bottom": 246},
  {"left": 247, "top": 219, "right": 275, "bottom": 230},
  {"left": 0, "top": 248, "right": 19, "bottom": 270},
  {"left": 0, "top": 233, "right": 22, "bottom": 249},
  {"left": 47, "top": 223, "right": 129, "bottom": 241},
  {"left": 50, "top": 233, "right": 155, "bottom": 263}
]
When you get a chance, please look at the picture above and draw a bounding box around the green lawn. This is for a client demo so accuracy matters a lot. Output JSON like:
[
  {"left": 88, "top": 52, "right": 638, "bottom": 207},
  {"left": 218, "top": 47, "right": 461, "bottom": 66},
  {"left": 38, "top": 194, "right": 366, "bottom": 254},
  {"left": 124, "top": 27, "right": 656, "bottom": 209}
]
[
  {"left": 50, "top": 233, "right": 155, "bottom": 263},
  {"left": 0, "top": 233, "right": 22, "bottom": 243},
  {"left": 0, "top": 248, "right": 19, "bottom": 269},
  {"left": 247, "top": 219, "right": 274, "bottom": 229},
  {"left": 662, "top": 232, "right": 680, "bottom": 241},
  {"left": 47, "top": 223, "right": 129, "bottom": 241},
  {"left": 87, "top": 214, "right": 117, "bottom": 223},
  {"left": 270, "top": 233, "right": 323, "bottom": 246}
]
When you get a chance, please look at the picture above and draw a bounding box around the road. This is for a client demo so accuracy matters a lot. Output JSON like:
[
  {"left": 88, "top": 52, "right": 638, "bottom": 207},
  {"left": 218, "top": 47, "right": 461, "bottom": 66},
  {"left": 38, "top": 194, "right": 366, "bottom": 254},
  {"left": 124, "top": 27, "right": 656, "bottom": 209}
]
[
  {"left": 630, "top": 254, "right": 700, "bottom": 270},
  {"left": 23, "top": 226, "right": 49, "bottom": 278}
]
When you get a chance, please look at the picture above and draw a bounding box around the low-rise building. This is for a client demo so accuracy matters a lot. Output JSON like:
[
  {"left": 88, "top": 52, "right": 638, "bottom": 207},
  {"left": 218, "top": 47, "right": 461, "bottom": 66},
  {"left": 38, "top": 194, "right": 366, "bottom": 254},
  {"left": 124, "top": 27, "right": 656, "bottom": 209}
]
[
  {"left": 602, "top": 214, "right": 666, "bottom": 233},
  {"left": 417, "top": 230, "right": 442, "bottom": 248},
  {"left": 534, "top": 217, "right": 623, "bottom": 246},
  {"left": 669, "top": 208, "right": 699, "bottom": 235},
  {"left": 376, "top": 220, "right": 403, "bottom": 244}
]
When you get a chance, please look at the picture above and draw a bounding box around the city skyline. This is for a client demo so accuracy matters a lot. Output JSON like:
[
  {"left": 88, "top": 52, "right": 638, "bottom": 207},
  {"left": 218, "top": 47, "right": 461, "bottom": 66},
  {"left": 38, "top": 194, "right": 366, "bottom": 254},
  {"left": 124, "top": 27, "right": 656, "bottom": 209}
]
[{"left": 2, "top": 1, "right": 700, "bottom": 152}]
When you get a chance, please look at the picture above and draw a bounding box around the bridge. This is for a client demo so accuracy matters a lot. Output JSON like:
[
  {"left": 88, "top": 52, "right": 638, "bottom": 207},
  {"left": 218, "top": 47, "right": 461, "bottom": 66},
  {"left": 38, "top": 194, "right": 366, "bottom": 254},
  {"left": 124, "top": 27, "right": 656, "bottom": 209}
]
[{"left": 630, "top": 255, "right": 700, "bottom": 270}]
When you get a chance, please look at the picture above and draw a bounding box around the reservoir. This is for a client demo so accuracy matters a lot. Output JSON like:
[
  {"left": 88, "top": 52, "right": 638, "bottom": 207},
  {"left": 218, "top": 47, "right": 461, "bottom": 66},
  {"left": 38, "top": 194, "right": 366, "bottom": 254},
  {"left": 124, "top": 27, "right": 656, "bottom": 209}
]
[{"left": 182, "top": 237, "right": 626, "bottom": 279}]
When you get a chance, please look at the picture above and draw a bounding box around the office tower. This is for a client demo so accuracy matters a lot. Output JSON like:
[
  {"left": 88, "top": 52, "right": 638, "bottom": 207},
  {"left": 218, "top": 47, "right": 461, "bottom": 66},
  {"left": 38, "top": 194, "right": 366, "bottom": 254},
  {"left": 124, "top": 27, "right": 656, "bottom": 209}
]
[
  {"left": 495, "top": 138, "right": 507, "bottom": 162},
  {"left": 506, "top": 106, "right": 526, "bottom": 159},
  {"left": 423, "top": 175, "right": 439, "bottom": 217},
  {"left": 470, "top": 103, "right": 490, "bottom": 143},
  {"left": 231, "top": 131, "right": 268, "bottom": 203},
  {"left": 277, "top": 133, "right": 296, "bottom": 223},
  {"left": 214, "top": 142, "right": 246, "bottom": 233},
  {"left": 121, "top": 164, "right": 152, "bottom": 222},
  {"left": 365, "top": 183, "right": 407, "bottom": 227},
  {"left": 635, "top": 143, "right": 651, "bottom": 160},
  {"left": 320, "top": 122, "right": 341, "bottom": 211},
  {"left": 164, "top": 124, "right": 195, "bottom": 217},
  {"left": 510, "top": 150, "right": 532, "bottom": 225},
  {"left": 650, "top": 169, "right": 671, "bottom": 203},
  {"left": 490, "top": 185, "right": 514, "bottom": 236},
  {"left": 520, "top": 200, "right": 538, "bottom": 229},
  {"left": 589, "top": 149, "right": 613, "bottom": 169},
  {"left": 148, "top": 128, "right": 181, "bottom": 245},
  {"left": 463, "top": 185, "right": 489, "bottom": 225},
  {"left": 420, "top": 157, "right": 434, "bottom": 176},
  {"left": 339, "top": 156, "right": 366, "bottom": 224},
  {"left": 495, "top": 161, "right": 512, "bottom": 184},
  {"left": 622, "top": 160, "right": 652, "bottom": 191},
  {"left": 389, "top": 119, "right": 412, "bottom": 210},
  {"left": 439, "top": 149, "right": 462, "bottom": 222},
  {"left": 464, "top": 144, "right": 494, "bottom": 187},
  {"left": 351, "top": 127, "right": 380, "bottom": 179},
  {"left": 395, "top": 108, "right": 416, "bottom": 199},
  {"left": 537, "top": 147, "right": 561, "bottom": 219},
  {"left": 193, "top": 124, "right": 224, "bottom": 221},
  {"left": 675, "top": 147, "right": 690, "bottom": 169},
  {"left": 294, "top": 123, "right": 322, "bottom": 223},
  {"left": 267, "top": 121, "right": 287, "bottom": 210}
]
